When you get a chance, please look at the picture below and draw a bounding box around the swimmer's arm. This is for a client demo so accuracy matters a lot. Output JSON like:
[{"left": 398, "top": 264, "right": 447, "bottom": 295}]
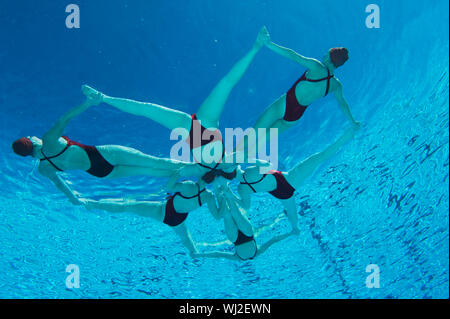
[
  {"left": 334, "top": 83, "right": 360, "bottom": 127},
  {"left": 257, "top": 232, "right": 293, "bottom": 256},
  {"left": 265, "top": 41, "right": 320, "bottom": 70},
  {"left": 46, "top": 173, "right": 81, "bottom": 205},
  {"left": 42, "top": 99, "right": 96, "bottom": 145}
]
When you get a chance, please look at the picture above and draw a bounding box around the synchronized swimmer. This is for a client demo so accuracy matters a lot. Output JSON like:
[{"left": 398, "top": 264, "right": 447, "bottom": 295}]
[
  {"left": 12, "top": 27, "right": 360, "bottom": 260},
  {"left": 11, "top": 95, "right": 197, "bottom": 205}
]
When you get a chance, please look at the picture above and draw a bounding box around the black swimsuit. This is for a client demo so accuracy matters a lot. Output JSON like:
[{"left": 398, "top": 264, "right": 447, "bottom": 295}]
[
  {"left": 40, "top": 136, "right": 114, "bottom": 178},
  {"left": 240, "top": 170, "right": 296, "bottom": 200},
  {"left": 163, "top": 184, "right": 206, "bottom": 227},
  {"left": 234, "top": 230, "right": 257, "bottom": 260},
  {"left": 185, "top": 113, "right": 236, "bottom": 184},
  {"left": 284, "top": 68, "right": 333, "bottom": 122},
  {"left": 234, "top": 230, "right": 255, "bottom": 245}
]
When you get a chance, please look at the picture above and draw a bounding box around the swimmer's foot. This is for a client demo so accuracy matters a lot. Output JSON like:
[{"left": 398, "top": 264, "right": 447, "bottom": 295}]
[
  {"left": 81, "top": 85, "right": 104, "bottom": 105},
  {"left": 345, "top": 125, "right": 358, "bottom": 138},
  {"left": 254, "top": 26, "right": 270, "bottom": 50},
  {"left": 70, "top": 197, "right": 83, "bottom": 206},
  {"left": 352, "top": 121, "right": 362, "bottom": 130},
  {"left": 79, "top": 198, "right": 96, "bottom": 210},
  {"left": 258, "top": 26, "right": 271, "bottom": 47}
]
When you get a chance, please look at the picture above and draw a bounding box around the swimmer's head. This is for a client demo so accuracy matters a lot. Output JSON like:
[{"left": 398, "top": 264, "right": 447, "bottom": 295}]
[
  {"left": 327, "top": 47, "right": 349, "bottom": 68},
  {"left": 12, "top": 136, "right": 42, "bottom": 157},
  {"left": 235, "top": 240, "right": 257, "bottom": 260}
]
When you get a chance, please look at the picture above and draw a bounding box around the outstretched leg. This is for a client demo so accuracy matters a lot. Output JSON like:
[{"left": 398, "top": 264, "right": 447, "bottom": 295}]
[
  {"left": 172, "top": 223, "right": 199, "bottom": 256},
  {"left": 106, "top": 166, "right": 174, "bottom": 179},
  {"left": 237, "top": 183, "right": 253, "bottom": 209},
  {"left": 83, "top": 199, "right": 165, "bottom": 221},
  {"left": 97, "top": 145, "right": 187, "bottom": 170},
  {"left": 257, "top": 118, "right": 295, "bottom": 150},
  {"left": 222, "top": 206, "right": 240, "bottom": 242},
  {"left": 246, "top": 117, "right": 294, "bottom": 158},
  {"left": 253, "top": 95, "right": 287, "bottom": 131},
  {"left": 235, "top": 96, "right": 290, "bottom": 154},
  {"left": 196, "top": 30, "right": 266, "bottom": 128},
  {"left": 287, "top": 126, "right": 357, "bottom": 188},
  {"left": 223, "top": 188, "right": 254, "bottom": 236},
  {"left": 280, "top": 198, "right": 299, "bottom": 233},
  {"left": 82, "top": 85, "right": 192, "bottom": 131}
]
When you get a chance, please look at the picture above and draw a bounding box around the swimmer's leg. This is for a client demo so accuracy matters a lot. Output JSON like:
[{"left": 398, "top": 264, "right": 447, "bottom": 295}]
[
  {"left": 97, "top": 145, "right": 187, "bottom": 170},
  {"left": 106, "top": 166, "right": 174, "bottom": 179},
  {"left": 84, "top": 199, "right": 165, "bottom": 221},
  {"left": 253, "top": 96, "right": 287, "bottom": 131},
  {"left": 82, "top": 85, "right": 191, "bottom": 131},
  {"left": 235, "top": 96, "right": 286, "bottom": 153},
  {"left": 287, "top": 126, "right": 356, "bottom": 188},
  {"left": 280, "top": 197, "right": 299, "bottom": 233},
  {"left": 227, "top": 199, "right": 254, "bottom": 237},
  {"left": 253, "top": 118, "right": 295, "bottom": 156},
  {"left": 237, "top": 183, "right": 253, "bottom": 209},
  {"left": 222, "top": 206, "right": 240, "bottom": 242},
  {"left": 196, "top": 42, "right": 262, "bottom": 127},
  {"left": 172, "top": 223, "right": 199, "bottom": 256}
]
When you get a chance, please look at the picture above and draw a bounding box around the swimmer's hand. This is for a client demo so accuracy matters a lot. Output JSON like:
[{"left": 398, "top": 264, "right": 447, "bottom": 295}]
[
  {"left": 291, "top": 227, "right": 300, "bottom": 235},
  {"left": 81, "top": 85, "right": 104, "bottom": 105}
]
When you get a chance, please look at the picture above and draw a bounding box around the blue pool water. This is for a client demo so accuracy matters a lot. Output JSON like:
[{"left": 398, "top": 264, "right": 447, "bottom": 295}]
[{"left": 0, "top": 0, "right": 448, "bottom": 298}]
